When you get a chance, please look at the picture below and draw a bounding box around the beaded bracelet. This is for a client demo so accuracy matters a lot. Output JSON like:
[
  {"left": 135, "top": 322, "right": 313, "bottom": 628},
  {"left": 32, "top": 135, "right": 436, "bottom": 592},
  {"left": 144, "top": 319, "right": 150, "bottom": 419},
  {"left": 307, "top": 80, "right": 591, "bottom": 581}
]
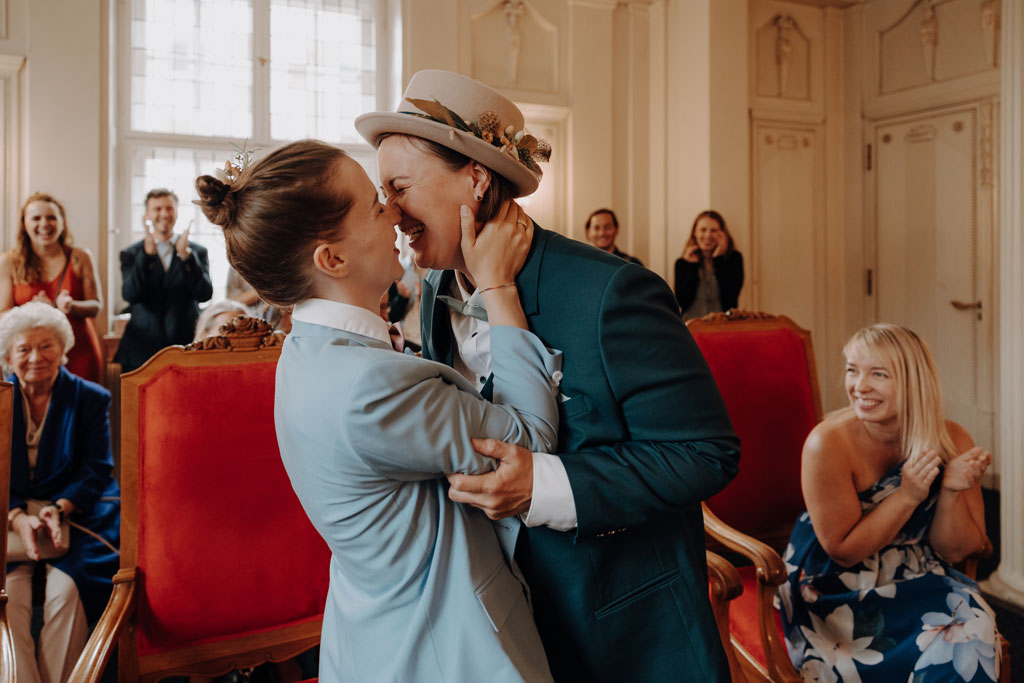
[{"left": 478, "top": 282, "right": 517, "bottom": 295}]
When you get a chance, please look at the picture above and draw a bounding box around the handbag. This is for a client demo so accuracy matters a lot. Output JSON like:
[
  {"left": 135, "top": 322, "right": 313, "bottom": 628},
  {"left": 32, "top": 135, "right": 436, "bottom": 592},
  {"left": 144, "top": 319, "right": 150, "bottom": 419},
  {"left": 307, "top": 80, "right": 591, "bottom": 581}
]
[{"left": 7, "top": 499, "right": 71, "bottom": 563}]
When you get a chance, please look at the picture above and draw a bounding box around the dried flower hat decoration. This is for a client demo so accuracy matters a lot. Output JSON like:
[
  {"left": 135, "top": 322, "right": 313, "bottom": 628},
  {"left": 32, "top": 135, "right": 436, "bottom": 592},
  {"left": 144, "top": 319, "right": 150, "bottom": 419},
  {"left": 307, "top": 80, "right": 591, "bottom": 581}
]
[
  {"left": 405, "top": 97, "right": 551, "bottom": 176},
  {"left": 355, "top": 70, "right": 550, "bottom": 197}
]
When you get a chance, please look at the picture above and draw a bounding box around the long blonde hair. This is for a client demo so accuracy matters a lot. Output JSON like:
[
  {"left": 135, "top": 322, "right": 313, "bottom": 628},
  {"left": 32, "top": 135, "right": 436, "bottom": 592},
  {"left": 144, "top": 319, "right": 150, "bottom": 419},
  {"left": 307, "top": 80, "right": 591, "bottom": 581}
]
[{"left": 843, "top": 323, "right": 957, "bottom": 461}]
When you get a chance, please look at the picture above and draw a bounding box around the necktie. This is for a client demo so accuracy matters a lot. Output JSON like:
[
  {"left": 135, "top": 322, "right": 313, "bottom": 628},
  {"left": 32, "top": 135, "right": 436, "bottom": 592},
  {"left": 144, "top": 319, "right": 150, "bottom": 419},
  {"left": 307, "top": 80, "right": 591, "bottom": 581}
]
[{"left": 437, "top": 295, "right": 489, "bottom": 323}]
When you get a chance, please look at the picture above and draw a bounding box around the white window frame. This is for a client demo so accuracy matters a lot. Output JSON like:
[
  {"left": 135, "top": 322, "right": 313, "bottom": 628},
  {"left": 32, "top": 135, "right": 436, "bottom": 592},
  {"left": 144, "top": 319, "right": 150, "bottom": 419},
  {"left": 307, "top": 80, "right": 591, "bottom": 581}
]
[{"left": 110, "top": 0, "right": 401, "bottom": 322}]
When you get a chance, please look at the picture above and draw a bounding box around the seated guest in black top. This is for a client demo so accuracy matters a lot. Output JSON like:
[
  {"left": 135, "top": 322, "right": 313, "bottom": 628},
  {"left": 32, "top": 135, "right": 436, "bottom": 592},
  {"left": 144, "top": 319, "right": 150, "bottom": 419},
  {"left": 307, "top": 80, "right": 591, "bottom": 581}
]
[
  {"left": 583, "top": 208, "right": 643, "bottom": 265},
  {"left": 114, "top": 188, "right": 213, "bottom": 372},
  {"left": 675, "top": 210, "right": 744, "bottom": 320}
]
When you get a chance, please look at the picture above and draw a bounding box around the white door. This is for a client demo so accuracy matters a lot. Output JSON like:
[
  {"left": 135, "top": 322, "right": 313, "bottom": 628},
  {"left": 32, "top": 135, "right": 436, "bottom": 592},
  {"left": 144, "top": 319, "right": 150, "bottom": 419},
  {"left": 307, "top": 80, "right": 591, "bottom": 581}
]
[{"left": 870, "top": 102, "right": 996, "bottom": 456}]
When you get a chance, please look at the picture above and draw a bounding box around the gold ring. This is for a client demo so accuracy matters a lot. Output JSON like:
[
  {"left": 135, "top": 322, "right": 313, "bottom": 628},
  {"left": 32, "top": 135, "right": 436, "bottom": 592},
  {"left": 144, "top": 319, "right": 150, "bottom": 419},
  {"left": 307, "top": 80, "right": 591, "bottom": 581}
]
[{"left": 517, "top": 219, "right": 529, "bottom": 227}]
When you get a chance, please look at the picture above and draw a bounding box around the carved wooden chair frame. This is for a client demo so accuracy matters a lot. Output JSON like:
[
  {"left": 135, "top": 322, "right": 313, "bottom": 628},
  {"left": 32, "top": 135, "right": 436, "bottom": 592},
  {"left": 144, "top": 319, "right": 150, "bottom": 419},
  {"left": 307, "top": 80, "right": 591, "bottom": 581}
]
[
  {"left": 687, "top": 310, "right": 816, "bottom": 683},
  {"left": 0, "top": 383, "right": 17, "bottom": 683},
  {"left": 70, "top": 318, "right": 319, "bottom": 682}
]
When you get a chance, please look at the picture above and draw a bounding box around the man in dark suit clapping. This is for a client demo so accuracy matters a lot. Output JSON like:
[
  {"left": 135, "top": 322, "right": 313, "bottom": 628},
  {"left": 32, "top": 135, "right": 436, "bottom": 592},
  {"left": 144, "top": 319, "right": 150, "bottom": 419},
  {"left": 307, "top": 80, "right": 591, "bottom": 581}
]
[{"left": 114, "top": 189, "right": 212, "bottom": 372}]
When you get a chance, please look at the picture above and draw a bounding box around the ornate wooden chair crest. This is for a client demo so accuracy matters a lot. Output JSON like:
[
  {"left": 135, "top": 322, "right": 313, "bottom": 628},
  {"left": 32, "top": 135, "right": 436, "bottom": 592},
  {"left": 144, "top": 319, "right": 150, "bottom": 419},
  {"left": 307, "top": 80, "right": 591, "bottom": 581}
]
[
  {"left": 71, "top": 318, "right": 329, "bottom": 682},
  {"left": 688, "top": 310, "right": 820, "bottom": 683},
  {"left": 0, "top": 382, "right": 17, "bottom": 683}
]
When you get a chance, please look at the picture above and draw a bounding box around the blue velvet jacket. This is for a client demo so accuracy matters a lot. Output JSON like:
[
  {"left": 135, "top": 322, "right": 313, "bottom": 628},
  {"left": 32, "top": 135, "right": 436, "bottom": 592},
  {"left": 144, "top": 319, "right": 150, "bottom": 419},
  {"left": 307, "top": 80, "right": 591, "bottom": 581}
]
[{"left": 8, "top": 367, "right": 120, "bottom": 622}]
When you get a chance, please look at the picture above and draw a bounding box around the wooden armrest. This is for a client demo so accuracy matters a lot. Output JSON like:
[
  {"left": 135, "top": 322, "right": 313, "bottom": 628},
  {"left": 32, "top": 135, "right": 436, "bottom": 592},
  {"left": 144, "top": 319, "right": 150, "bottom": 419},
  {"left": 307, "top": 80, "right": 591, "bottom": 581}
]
[
  {"left": 1, "top": 593, "right": 15, "bottom": 683},
  {"left": 702, "top": 502, "right": 787, "bottom": 586},
  {"left": 69, "top": 568, "right": 138, "bottom": 683},
  {"left": 706, "top": 550, "right": 743, "bottom": 602}
]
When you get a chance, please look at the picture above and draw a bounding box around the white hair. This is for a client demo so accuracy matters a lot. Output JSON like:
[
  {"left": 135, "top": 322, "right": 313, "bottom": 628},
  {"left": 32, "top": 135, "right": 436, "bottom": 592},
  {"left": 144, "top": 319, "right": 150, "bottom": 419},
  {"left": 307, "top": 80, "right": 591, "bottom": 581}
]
[
  {"left": 193, "top": 299, "right": 252, "bottom": 342},
  {"left": 0, "top": 302, "right": 75, "bottom": 375}
]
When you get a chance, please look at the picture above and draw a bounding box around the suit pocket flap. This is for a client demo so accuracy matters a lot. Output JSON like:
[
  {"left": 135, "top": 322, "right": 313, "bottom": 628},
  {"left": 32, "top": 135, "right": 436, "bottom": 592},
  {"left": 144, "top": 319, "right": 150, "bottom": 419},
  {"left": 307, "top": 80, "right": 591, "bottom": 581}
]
[{"left": 475, "top": 566, "right": 526, "bottom": 633}]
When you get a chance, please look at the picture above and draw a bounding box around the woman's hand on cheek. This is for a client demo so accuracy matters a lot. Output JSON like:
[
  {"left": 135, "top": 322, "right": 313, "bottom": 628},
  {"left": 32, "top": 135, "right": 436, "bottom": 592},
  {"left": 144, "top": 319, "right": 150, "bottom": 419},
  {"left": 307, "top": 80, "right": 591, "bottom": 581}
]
[{"left": 461, "top": 201, "right": 533, "bottom": 290}]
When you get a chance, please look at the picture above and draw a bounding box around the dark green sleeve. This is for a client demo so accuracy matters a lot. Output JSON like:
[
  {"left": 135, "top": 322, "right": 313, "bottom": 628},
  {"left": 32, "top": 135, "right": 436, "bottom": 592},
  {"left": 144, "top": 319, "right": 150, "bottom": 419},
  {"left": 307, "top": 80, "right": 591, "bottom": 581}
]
[{"left": 561, "top": 264, "right": 740, "bottom": 540}]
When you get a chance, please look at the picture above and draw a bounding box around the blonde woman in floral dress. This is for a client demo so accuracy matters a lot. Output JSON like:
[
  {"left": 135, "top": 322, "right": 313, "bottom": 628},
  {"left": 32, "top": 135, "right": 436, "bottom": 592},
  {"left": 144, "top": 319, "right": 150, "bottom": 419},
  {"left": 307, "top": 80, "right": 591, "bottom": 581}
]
[{"left": 779, "top": 323, "right": 999, "bottom": 683}]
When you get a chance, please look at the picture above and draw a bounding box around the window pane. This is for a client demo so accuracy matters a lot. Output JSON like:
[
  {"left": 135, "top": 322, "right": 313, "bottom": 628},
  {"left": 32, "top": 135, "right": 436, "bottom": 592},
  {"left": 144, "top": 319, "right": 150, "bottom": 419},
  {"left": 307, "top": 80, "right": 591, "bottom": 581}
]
[
  {"left": 270, "top": 0, "right": 376, "bottom": 143},
  {"left": 130, "top": 146, "right": 234, "bottom": 303},
  {"left": 131, "top": 0, "right": 254, "bottom": 137}
]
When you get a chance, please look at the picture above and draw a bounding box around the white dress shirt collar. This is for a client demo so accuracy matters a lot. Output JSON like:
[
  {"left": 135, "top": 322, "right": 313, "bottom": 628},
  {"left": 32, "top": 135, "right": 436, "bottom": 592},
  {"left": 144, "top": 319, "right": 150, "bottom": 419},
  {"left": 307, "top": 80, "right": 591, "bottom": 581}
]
[{"left": 292, "top": 298, "right": 392, "bottom": 346}]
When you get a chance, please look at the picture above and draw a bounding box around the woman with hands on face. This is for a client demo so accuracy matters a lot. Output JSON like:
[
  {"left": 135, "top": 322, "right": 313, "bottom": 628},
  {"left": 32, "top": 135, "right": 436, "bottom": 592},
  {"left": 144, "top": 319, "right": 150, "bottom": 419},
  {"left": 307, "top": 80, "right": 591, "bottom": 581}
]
[
  {"left": 0, "top": 193, "right": 104, "bottom": 383},
  {"left": 674, "top": 209, "right": 744, "bottom": 320},
  {"left": 778, "top": 323, "right": 999, "bottom": 683}
]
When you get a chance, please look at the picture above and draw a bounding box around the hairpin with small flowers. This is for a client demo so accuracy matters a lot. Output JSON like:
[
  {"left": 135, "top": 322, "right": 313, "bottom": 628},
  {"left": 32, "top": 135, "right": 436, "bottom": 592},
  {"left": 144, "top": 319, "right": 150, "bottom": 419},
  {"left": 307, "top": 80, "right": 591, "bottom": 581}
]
[{"left": 216, "top": 140, "right": 261, "bottom": 183}]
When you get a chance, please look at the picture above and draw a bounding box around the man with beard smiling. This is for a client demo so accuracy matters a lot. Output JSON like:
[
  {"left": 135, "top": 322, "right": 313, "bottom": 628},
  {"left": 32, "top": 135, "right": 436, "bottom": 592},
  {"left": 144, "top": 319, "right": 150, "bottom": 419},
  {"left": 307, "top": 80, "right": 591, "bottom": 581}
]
[{"left": 114, "top": 188, "right": 213, "bottom": 372}]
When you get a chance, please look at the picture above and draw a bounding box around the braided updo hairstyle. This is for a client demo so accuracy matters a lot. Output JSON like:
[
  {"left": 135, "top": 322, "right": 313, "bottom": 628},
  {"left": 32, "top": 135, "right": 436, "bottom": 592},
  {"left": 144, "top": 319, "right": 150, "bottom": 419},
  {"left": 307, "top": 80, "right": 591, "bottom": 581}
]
[{"left": 194, "top": 140, "right": 354, "bottom": 307}]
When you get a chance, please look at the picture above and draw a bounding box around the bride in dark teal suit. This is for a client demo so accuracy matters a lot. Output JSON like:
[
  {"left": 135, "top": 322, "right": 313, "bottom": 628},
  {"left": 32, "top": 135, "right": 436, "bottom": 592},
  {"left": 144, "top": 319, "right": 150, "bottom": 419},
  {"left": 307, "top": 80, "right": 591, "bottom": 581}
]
[{"left": 195, "top": 140, "right": 561, "bottom": 682}]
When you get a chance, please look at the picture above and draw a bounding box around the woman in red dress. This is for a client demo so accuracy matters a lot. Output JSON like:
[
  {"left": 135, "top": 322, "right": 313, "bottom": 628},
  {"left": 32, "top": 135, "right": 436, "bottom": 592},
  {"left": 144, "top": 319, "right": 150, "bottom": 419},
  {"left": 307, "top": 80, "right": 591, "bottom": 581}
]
[{"left": 0, "top": 193, "right": 104, "bottom": 383}]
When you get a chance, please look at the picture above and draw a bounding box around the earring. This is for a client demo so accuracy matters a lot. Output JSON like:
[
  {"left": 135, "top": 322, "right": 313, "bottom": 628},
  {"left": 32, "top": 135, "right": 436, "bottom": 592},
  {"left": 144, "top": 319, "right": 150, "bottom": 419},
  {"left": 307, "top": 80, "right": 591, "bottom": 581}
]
[{"left": 474, "top": 193, "right": 483, "bottom": 201}]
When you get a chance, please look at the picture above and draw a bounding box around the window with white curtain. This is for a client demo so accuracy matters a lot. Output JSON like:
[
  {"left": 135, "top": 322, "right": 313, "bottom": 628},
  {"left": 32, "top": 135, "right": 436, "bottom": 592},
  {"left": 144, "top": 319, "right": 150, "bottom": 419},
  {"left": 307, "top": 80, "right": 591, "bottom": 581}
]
[{"left": 115, "top": 0, "right": 395, "bottom": 309}]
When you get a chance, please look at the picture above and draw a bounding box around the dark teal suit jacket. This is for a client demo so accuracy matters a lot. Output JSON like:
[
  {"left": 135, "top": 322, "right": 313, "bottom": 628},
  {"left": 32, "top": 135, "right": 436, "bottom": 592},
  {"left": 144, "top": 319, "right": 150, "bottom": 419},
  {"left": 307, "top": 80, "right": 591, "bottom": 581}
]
[{"left": 421, "top": 227, "right": 741, "bottom": 682}]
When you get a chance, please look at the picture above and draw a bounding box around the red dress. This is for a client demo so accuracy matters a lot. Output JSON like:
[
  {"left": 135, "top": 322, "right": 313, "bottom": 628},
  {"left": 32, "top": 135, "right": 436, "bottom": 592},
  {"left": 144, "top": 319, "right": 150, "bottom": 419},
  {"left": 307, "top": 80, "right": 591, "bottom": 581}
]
[{"left": 13, "top": 252, "right": 104, "bottom": 383}]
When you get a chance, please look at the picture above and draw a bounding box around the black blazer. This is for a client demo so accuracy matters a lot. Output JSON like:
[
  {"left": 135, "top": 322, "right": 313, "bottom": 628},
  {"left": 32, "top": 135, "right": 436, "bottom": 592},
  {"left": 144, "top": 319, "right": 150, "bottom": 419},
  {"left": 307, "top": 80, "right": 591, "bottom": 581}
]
[
  {"left": 674, "top": 250, "right": 744, "bottom": 314},
  {"left": 114, "top": 239, "right": 213, "bottom": 372}
]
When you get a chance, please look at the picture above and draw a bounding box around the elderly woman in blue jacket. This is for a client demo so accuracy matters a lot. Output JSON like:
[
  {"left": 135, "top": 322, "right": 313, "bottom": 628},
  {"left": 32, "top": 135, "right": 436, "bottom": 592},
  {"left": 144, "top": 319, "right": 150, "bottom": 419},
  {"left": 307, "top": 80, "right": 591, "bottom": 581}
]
[
  {"left": 195, "top": 140, "right": 561, "bottom": 682},
  {"left": 4, "top": 301, "right": 120, "bottom": 683}
]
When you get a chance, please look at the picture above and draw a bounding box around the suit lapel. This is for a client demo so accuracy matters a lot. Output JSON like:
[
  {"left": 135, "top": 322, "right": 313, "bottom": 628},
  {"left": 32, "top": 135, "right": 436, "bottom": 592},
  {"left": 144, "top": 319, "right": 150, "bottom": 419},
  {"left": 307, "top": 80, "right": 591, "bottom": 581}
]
[
  {"left": 514, "top": 224, "right": 550, "bottom": 318},
  {"left": 33, "top": 369, "right": 74, "bottom": 490},
  {"left": 422, "top": 269, "right": 456, "bottom": 365}
]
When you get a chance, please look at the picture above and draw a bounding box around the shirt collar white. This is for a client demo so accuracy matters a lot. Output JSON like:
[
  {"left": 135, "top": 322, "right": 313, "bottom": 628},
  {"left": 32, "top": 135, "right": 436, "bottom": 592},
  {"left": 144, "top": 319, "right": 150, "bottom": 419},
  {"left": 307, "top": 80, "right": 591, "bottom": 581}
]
[
  {"left": 292, "top": 298, "right": 392, "bottom": 346},
  {"left": 452, "top": 271, "right": 484, "bottom": 306}
]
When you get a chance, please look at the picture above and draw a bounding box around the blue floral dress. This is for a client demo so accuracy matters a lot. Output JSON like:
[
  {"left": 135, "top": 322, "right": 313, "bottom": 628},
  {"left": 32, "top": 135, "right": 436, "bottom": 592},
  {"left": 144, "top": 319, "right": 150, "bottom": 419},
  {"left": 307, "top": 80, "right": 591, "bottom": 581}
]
[{"left": 778, "top": 464, "right": 1000, "bottom": 682}]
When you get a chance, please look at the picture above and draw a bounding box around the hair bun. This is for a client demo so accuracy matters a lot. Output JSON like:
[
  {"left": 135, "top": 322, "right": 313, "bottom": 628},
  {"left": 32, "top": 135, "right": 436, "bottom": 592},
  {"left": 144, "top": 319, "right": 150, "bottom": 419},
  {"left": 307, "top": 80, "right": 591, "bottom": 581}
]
[{"left": 194, "top": 175, "right": 236, "bottom": 228}]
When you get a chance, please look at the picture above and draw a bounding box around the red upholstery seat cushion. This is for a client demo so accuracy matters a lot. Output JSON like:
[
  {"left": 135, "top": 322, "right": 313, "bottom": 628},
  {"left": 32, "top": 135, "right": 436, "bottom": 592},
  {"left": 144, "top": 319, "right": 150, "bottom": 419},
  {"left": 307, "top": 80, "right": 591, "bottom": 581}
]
[
  {"left": 693, "top": 328, "right": 817, "bottom": 535},
  {"left": 135, "top": 363, "right": 331, "bottom": 655},
  {"left": 729, "top": 566, "right": 786, "bottom": 667}
]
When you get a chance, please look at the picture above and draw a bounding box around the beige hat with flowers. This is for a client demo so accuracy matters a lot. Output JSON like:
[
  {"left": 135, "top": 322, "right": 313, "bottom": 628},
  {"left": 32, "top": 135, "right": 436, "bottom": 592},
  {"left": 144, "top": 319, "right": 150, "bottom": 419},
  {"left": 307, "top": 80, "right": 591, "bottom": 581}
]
[{"left": 355, "top": 70, "right": 550, "bottom": 197}]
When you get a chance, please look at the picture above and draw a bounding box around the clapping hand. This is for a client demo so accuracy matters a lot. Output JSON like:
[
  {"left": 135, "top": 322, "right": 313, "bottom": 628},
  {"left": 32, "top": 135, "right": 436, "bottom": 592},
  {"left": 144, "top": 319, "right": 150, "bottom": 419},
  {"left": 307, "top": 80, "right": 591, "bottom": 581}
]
[
  {"left": 143, "top": 219, "right": 157, "bottom": 255},
  {"left": 175, "top": 222, "right": 193, "bottom": 260},
  {"left": 10, "top": 511, "right": 63, "bottom": 562},
  {"left": 55, "top": 290, "right": 73, "bottom": 314},
  {"left": 942, "top": 446, "right": 990, "bottom": 491},
  {"left": 900, "top": 448, "right": 942, "bottom": 503}
]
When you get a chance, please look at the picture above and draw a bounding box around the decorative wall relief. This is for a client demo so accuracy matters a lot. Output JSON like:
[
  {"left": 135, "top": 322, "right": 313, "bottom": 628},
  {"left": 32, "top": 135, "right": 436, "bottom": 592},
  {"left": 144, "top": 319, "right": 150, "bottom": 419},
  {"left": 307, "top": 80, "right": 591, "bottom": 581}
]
[
  {"left": 980, "top": 0, "right": 1000, "bottom": 68},
  {"left": 755, "top": 14, "right": 809, "bottom": 100},
  {"left": 470, "top": 0, "right": 558, "bottom": 92},
  {"left": 879, "top": 0, "right": 996, "bottom": 95},
  {"left": 905, "top": 123, "right": 938, "bottom": 143},
  {"left": 979, "top": 100, "right": 993, "bottom": 186}
]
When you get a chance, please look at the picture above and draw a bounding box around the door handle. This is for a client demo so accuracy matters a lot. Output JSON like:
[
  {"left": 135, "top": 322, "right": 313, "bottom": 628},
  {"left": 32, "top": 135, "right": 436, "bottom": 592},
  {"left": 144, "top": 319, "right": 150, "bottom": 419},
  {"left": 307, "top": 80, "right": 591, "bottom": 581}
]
[{"left": 950, "top": 300, "right": 982, "bottom": 311}]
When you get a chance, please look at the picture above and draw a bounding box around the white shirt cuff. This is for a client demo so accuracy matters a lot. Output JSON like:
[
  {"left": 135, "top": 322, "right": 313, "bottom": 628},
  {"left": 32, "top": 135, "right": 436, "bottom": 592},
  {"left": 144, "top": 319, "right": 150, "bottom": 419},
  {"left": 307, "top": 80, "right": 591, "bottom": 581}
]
[{"left": 522, "top": 451, "right": 577, "bottom": 531}]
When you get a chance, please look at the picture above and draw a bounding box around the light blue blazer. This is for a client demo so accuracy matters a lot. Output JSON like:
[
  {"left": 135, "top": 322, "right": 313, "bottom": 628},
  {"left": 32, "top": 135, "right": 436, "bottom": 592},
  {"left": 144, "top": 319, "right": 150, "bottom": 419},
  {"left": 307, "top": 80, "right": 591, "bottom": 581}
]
[{"left": 275, "top": 319, "right": 561, "bottom": 682}]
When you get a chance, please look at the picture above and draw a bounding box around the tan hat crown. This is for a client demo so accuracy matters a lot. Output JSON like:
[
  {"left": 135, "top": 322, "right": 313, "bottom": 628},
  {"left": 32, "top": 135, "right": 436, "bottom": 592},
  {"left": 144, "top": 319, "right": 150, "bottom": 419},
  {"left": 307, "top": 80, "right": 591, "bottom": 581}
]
[{"left": 355, "top": 70, "right": 550, "bottom": 197}]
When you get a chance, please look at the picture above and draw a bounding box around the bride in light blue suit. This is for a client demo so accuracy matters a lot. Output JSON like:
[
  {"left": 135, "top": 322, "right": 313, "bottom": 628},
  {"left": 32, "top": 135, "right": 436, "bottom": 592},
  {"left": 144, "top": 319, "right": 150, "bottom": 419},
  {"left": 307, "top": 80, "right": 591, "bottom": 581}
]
[{"left": 195, "top": 140, "right": 560, "bottom": 682}]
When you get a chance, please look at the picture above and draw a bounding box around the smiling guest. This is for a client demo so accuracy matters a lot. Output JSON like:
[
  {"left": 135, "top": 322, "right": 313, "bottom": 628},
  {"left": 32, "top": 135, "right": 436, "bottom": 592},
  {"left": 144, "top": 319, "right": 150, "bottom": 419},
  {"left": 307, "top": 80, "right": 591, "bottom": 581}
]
[
  {"left": 674, "top": 209, "right": 744, "bottom": 320},
  {"left": 4, "top": 302, "right": 120, "bottom": 683},
  {"left": 779, "top": 323, "right": 998, "bottom": 682},
  {"left": 0, "top": 193, "right": 104, "bottom": 383},
  {"left": 583, "top": 208, "right": 642, "bottom": 265},
  {"left": 114, "top": 188, "right": 213, "bottom": 372}
]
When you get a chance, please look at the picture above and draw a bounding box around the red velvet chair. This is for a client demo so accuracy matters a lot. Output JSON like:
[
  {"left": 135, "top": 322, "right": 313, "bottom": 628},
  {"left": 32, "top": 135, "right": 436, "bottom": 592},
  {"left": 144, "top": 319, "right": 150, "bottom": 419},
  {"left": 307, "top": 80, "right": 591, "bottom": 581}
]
[
  {"left": 70, "top": 318, "right": 330, "bottom": 682},
  {"left": 688, "top": 311, "right": 821, "bottom": 683},
  {"left": 0, "top": 382, "right": 17, "bottom": 683}
]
